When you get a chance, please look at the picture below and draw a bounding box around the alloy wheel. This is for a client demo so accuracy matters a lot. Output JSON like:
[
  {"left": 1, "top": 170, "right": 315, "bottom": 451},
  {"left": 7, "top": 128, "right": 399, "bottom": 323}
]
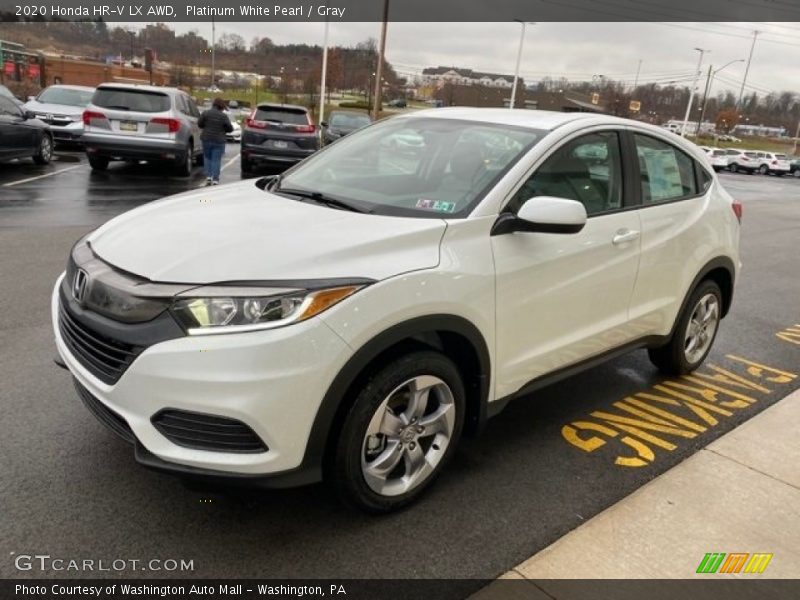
[
  {"left": 360, "top": 375, "right": 456, "bottom": 497},
  {"left": 684, "top": 293, "right": 720, "bottom": 364}
]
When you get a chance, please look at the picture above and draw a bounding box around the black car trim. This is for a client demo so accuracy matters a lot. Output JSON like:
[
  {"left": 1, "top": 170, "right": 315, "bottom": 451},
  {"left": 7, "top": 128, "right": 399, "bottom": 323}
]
[{"left": 301, "top": 314, "right": 491, "bottom": 476}]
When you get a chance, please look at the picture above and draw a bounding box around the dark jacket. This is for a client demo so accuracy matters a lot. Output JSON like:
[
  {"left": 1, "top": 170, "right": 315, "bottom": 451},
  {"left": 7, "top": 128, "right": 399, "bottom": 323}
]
[{"left": 198, "top": 108, "right": 233, "bottom": 144}]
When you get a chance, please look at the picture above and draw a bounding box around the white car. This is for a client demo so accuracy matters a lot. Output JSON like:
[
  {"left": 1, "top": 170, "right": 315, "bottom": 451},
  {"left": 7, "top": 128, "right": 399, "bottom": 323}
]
[
  {"left": 224, "top": 111, "right": 241, "bottom": 142},
  {"left": 52, "top": 109, "right": 741, "bottom": 512},
  {"left": 703, "top": 147, "right": 729, "bottom": 171},
  {"left": 753, "top": 151, "right": 790, "bottom": 176},
  {"left": 23, "top": 84, "right": 95, "bottom": 144},
  {"left": 725, "top": 148, "right": 759, "bottom": 173}
]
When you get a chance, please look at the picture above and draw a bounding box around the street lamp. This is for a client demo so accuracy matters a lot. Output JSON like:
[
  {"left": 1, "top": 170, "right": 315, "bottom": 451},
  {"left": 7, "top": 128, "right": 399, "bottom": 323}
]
[
  {"left": 697, "top": 59, "right": 744, "bottom": 133},
  {"left": 509, "top": 20, "right": 534, "bottom": 109},
  {"left": 680, "top": 47, "right": 709, "bottom": 137}
]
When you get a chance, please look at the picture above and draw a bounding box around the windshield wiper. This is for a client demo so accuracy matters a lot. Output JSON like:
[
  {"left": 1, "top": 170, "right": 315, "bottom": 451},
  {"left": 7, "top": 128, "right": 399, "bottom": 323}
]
[
  {"left": 275, "top": 187, "right": 367, "bottom": 213},
  {"left": 102, "top": 105, "right": 131, "bottom": 110}
]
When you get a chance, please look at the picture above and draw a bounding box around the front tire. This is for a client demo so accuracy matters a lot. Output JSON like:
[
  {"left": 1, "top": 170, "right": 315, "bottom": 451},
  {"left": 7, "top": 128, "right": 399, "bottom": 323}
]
[
  {"left": 332, "top": 351, "right": 465, "bottom": 513},
  {"left": 759, "top": 164, "right": 769, "bottom": 175},
  {"left": 32, "top": 133, "right": 52, "bottom": 165},
  {"left": 648, "top": 280, "right": 722, "bottom": 375}
]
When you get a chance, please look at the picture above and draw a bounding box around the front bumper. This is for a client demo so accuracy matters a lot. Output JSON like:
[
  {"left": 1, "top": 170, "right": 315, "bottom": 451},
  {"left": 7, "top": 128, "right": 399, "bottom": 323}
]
[{"left": 52, "top": 273, "right": 353, "bottom": 482}]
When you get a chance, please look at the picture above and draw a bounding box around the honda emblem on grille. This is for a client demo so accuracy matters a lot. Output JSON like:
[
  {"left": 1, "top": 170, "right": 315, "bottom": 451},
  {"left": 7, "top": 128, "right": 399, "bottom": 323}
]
[
  {"left": 72, "top": 268, "right": 88, "bottom": 303},
  {"left": 46, "top": 113, "right": 53, "bottom": 122}
]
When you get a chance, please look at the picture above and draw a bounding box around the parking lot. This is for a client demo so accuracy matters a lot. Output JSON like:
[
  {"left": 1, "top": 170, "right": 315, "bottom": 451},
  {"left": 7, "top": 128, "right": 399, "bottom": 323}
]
[{"left": 1, "top": 150, "right": 798, "bottom": 584}]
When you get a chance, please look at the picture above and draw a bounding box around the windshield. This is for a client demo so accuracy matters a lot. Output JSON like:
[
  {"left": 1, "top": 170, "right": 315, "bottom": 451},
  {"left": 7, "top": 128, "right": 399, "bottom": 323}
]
[
  {"left": 329, "top": 113, "right": 371, "bottom": 129},
  {"left": 38, "top": 87, "right": 94, "bottom": 107},
  {"left": 278, "top": 117, "right": 544, "bottom": 218},
  {"left": 93, "top": 88, "right": 170, "bottom": 112},
  {"left": 254, "top": 107, "right": 308, "bottom": 125}
]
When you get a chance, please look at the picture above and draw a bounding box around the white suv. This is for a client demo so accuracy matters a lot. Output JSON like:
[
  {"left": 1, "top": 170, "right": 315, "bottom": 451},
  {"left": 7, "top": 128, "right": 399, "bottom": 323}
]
[
  {"left": 52, "top": 109, "right": 741, "bottom": 512},
  {"left": 753, "top": 151, "right": 791, "bottom": 176}
]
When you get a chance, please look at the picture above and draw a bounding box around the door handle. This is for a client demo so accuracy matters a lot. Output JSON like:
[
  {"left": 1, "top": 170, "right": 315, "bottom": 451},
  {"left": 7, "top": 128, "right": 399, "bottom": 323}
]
[{"left": 612, "top": 229, "right": 640, "bottom": 245}]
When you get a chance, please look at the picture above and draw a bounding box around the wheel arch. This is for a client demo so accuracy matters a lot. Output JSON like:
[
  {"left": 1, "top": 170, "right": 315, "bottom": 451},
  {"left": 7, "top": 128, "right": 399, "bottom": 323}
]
[
  {"left": 672, "top": 256, "right": 736, "bottom": 337},
  {"left": 305, "top": 314, "right": 491, "bottom": 477}
]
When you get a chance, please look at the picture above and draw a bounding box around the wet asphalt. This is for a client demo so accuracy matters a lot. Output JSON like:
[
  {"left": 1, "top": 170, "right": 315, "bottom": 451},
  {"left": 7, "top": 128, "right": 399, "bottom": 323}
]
[{"left": 1, "top": 149, "right": 798, "bottom": 583}]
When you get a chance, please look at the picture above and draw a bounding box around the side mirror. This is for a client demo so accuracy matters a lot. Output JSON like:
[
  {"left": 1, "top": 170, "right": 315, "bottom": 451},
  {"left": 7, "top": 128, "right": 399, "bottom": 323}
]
[
  {"left": 492, "top": 196, "right": 587, "bottom": 236},
  {"left": 28, "top": 95, "right": 35, "bottom": 102},
  {"left": 23, "top": 110, "right": 37, "bottom": 120},
  {"left": 320, "top": 121, "right": 328, "bottom": 128}
]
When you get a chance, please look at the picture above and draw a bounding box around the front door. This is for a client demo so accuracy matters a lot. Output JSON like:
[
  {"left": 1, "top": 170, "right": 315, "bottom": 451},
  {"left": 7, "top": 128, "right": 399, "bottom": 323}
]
[{"left": 491, "top": 130, "right": 642, "bottom": 399}]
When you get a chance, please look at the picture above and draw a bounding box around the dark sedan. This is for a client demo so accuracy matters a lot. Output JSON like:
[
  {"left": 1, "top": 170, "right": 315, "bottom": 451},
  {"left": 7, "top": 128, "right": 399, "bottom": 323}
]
[
  {"left": 0, "top": 94, "right": 53, "bottom": 164},
  {"left": 321, "top": 111, "right": 372, "bottom": 146},
  {"left": 791, "top": 158, "right": 800, "bottom": 178}
]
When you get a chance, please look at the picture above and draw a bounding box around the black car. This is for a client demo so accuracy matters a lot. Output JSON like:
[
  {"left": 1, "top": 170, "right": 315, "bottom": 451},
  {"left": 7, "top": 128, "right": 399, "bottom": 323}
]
[
  {"left": 387, "top": 98, "right": 407, "bottom": 108},
  {"left": 240, "top": 103, "right": 319, "bottom": 174},
  {"left": 0, "top": 94, "right": 53, "bottom": 165},
  {"left": 791, "top": 158, "right": 800, "bottom": 178},
  {"left": 321, "top": 111, "right": 372, "bottom": 146}
]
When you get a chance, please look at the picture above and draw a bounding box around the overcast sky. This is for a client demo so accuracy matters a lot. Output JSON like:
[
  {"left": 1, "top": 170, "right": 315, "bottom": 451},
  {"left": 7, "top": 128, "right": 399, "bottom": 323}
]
[{"left": 164, "top": 21, "right": 800, "bottom": 96}]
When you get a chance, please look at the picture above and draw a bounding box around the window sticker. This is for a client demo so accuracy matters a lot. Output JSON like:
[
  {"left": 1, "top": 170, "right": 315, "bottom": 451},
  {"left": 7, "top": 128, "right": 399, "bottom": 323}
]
[{"left": 415, "top": 199, "right": 457, "bottom": 213}]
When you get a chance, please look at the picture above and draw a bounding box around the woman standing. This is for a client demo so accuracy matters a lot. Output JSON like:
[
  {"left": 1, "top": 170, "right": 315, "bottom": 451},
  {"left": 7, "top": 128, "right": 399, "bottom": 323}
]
[{"left": 198, "top": 97, "right": 233, "bottom": 185}]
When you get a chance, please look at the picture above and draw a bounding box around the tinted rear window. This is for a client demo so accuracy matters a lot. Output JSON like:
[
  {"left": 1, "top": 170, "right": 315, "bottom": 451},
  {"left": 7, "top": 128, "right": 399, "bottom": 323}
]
[
  {"left": 712, "top": 150, "right": 726, "bottom": 156},
  {"left": 744, "top": 152, "right": 758, "bottom": 157},
  {"left": 93, "top": 88, "right": 170, "bottom": 113},
  {"left": 775, "top": 154, "right": 788, "bottom": 159},
  {"left": 254, "top": 107, "right": 308, "bottom": 125}
]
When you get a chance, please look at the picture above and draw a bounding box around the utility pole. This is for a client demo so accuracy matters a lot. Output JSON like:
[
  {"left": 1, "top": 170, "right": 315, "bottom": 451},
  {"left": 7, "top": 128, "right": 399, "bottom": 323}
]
[
  {"left": 210, "top": 16, "right": 216, "bottom": 89},
  {"left": 510, "top": 21, "right": 531, "bottom": 109},
  {"left": 697, "top": 64, "right": 713, "bottom": 136},
  {"left": 792, "top": 120, "right": 800, "bottom": 156},
  {"left": 681, "top": 48, "right": 707, "bottom": 137},
  {"left": 632, "top": 59, "right": 642, "bottom": 92},
  {"left": 372, "top": 0, "right": 389, "bottom": 120},
  {"left": 699, "top": 59, "right": 744, "bottom": 138},
  {"left": 737, "top": 30, "right": 759, "bottom": 111},
  {"left": 318, "top": 18, "right": 329, "bottom": 132}
]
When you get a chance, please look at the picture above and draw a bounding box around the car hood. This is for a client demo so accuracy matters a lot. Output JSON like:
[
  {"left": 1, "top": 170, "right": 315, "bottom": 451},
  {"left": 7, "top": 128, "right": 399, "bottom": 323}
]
[
  {"left": 88, "top": 180, "right": 447, "bottom": 284},
  {"left": 24, "top": 100, "right": 84, "bottom": 116}
]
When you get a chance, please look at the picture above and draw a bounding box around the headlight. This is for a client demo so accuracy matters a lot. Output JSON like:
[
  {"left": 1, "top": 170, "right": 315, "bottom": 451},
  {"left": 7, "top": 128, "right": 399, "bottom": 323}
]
[{"left": 171, "top": 285, "right": 361, "bottom": 334}]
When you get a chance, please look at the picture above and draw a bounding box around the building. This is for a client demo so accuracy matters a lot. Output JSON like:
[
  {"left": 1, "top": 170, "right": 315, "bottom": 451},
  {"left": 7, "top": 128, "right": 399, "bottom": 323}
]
[
  {"left": 421, "top": 66, "right": 519, "bottom": 89},
  {"left": 523, "top": 91, "right": 605, "bottom": 113},
  {"left": 42, "top": 55, "right": 169, "bottom": 87}
]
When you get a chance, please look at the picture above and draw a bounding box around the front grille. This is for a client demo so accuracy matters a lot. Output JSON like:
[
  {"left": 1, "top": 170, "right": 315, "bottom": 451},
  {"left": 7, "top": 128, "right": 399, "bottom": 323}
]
[
  {"left": 58, "top": 301, "right": 143, "bottom": 385},
  {"left": 152, "top": 410, "right": 268, "bottom": 453},
  {"left": 73, "top": 379, "right": 135, "bottom": 444}
]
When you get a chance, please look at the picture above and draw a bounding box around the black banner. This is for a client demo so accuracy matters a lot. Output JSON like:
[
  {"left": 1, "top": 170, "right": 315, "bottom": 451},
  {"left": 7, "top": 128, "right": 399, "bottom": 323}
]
[
  {"left": 4, "top": 579, "right": 800, "bottom": 600},
  {"left": 2, "top": 0, "right": 800, "bottom": 22}
]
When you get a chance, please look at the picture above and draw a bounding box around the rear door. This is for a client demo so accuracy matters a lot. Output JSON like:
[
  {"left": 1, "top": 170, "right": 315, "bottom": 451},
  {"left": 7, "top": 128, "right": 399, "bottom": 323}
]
[
  {"left": 177, "top": 93, "right": 201, "bottom": 152},
  {"left": 0, "top": 96, "right": 33, "bottom": 157},
  {"left": 626, "top": 132, "right": 716, "bottom": 335},
  {"left": 90, "top": 87, "right": 174, "bottom": 139},
  {"left": 773, "top": 153, "right": 791, "bottom": 171}
]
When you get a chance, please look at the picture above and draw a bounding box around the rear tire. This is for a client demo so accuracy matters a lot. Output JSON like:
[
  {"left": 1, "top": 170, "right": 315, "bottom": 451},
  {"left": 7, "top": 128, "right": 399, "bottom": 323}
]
[
  {"left": 175, "top": 142, "right": 193, "bottom": 177},
  {"left": 648, "top": 280, "right": 722, "bottom": 375},
  {"left": 32, "top": 134, "right": 53, "bottom": 165},
  {"left": 331, "top": 350, "right": 465, "bottom": 513},
  {"left": 759, "top": 164, "right": 769, "bottom": 175},
  {"left": 729, "top": 163, "right": 738, "bottom": 173},
  {"left": 87, "top": 155, "right": 109, "bottom": 171}
]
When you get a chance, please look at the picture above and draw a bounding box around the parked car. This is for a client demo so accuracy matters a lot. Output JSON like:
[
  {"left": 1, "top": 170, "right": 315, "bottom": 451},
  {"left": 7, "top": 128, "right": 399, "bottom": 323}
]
[
  {"left": 703, "top": 147, "right": 729, "bottom": 171},
  {"left": 23, "top": 84, "right": 94, "bottom": 144},
  {"left": 388, "top": 98, "right": 407, "bottom": 108},
  {"left": 725, "top": 148, "right": 758, "bottom": 173},
  {"left": 224, "top": 110, "right": 241, "bottom": 142},
  {"left": 791, "top": 158, "right": 800, "bottom": 178},
  {"left": 321, "top": 111, "right": 372, "bottom": 145},
  {"left": 752, "top": 151, "right": 791, "bottom": 176},
  {"left": 0, "top": 84, "right": 25, "bottom": 110},
  {"left": 240, "top": 103, "right": 319, "bottom": 174},
  {"left": 53, "top": 109, "right": 741, "bottom": 513},
  {"left": 81, "top": 83, "right": 203, "bottom": 175},
  {"left": 0, "top": 94, "right": 53, "bottom": 164}
]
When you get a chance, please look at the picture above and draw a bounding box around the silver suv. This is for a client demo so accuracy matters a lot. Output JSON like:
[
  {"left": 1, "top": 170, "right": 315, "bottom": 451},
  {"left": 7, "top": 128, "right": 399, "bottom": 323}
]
[{"left": 82, "top": 84, "right": 202, "bottom": 176}]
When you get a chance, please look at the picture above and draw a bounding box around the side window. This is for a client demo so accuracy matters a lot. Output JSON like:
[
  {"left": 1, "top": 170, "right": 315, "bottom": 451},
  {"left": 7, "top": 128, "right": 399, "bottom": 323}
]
[
  {"left": 0, "top": 96, "right": 20, "bottom": 117},
  {"left": 507, "top": 131, "right": 622, "bottom": 216},
  {"left": 698, "top": 165, "right": 713, "bottom": 192},
  {"left": 176, "top": 94, "right": 189, "bottom": 115},
  {"left": 634, "top": 134, "right": 697, "bottom": 204},
  {"left": 186, "top": 96, "right": 200, "bottom": 118}
]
